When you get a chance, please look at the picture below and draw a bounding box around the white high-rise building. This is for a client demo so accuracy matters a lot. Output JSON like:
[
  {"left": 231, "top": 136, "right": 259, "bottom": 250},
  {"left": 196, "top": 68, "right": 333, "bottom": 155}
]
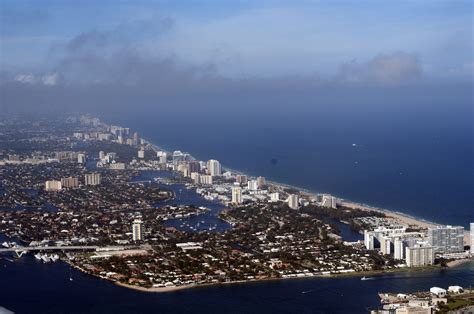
[
  {"left": 200, "top": 175, "right": 213, "bottom": 185},
  {"left": 99, "top": 151, "right": 105, "bottom": 160},
  {"left": 288, "top": 194, "right": 299, "bottom": 209},
  {"left": 157, "top": 152, "right": 167, "bottom": 164},
  {"left": 247, "top": 180, "right": 258, "bottom": 191},
  {"left": 393, "top": 237, "right": 406, "bottom": 260},
  {"left": 270, "top": 192, "right": 280, "bottom": 202},
  {"left": 231, "top": 186, "right": 243, "bottom": 205},
  {"left": 138, "top": 149, "right": 145, "bottom": 159},
  {"left": 364, "top": 230, "right": 375, "bottom": 250},
  {"left": 191, "top": 172, "right": 200, "bottom": 184},
  {"left": 470, "top": 223, "right": 474, "bottom": 254},
  {"left": 405, "top": 246, "right": 434, "bottom": 267},
  {"left": 321, "top": 194, "right": 337, "bottom": 209},
  {"left": 208, "top": 159, "right": 221, "bottom": 176},
  {"left": 45, "top": 180, "right": 62, "bottom": 191},
  {"left": 428, "top": 225, "right": 464, "bottom": 253},
  {"left": 172, "top": 151, "right": 185, "bottom": 163},
  {"left": 132, "top": 219, "right": 143, "bottom": 241},
  {"left": 380, "top": 237, "right": 392, "bottom": 255},
  {"left": 84, "top": 173, "right": 101, "bottom": 186},
  {"left": 77, "top": 153, "right": 86, "bottom": 164}
]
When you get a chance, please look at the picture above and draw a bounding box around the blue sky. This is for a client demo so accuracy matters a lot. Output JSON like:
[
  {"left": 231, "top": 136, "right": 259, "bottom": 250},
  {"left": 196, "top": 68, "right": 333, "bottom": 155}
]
[{"left": 1, "top": 0, "right": 472, "bottom": 81}]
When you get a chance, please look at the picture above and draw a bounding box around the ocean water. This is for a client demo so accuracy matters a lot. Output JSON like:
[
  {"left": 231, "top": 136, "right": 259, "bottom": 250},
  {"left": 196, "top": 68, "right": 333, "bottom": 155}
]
[{"left": 107, "top": 99, "right": 473, "bottom": 228}]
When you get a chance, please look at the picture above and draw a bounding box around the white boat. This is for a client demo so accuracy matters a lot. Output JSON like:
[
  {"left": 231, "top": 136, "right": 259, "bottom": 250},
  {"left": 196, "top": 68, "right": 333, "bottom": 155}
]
[
  {"left": 2, "top": 241, "right": 18, "bottom": 248},
  {"left": 41, "top": 254, "right": 51, "bottom": 263},
  {"left": 51, "top": 254, "right": 60, "bottom": 262},
  {"left": 34, "top": 253, "right": 42, "bottom": 260}
]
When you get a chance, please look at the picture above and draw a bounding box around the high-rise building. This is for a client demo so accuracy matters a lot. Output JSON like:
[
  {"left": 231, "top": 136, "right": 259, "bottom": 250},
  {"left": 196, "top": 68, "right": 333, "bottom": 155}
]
[
  {"left": 208, "top": 159, "right": 221, "bottom": 176},
  {"left": 231, "top": 186, "right": 243, "bottom": 205},
  {"left": 428, "top": 225, "right": 464, "bottom": 253},
  {"left": 470, "top": 223, "right": 474, "bottom": 255},
  {"left": 187, "top": 161, "right": 201, "bottom": 173},
  {"left": 321, "top": 194, "right": 337, "bottom": 209},
  {"left": 77, "top": 153, "right": 86, "bottom": 164},
  {"left": 132, "top": 219, "right": 144, "bottom": 241},
  {"left": 177, "top": 163, "right": 187, "bottom": 174},
  {"left": 405, "top": 246, "right": 434, "bottom": 267},
  {"left": 157, "top": 151, "right": 167, "bottom": 164},
  {"left": 138, "top": 149, "right": 145, "bottom": 159},
  {"left": 99, "top": 151, "right": 105, "bottom": 160},
  {"left": 270, "top": 192, "right": 280, "bottom": 202},
  {"left": 191, "top": 172, "right": 200, "bottom": 184},
  {"left": 236, "top": 175, "right": 248, "bottom": 185},
  {"left": 199, "top": 175, "right": 213, "bottom": 185},
  {"left": 247, "top": 180, "right": 258, "bottom": 191},
  {"left": 45, "top": 180, "right": 62, "bottom": 191},
  {"left": 133, "top": 132, "right": 139, "bottom": 146},
  {"left": 364, "top": 230, "right": 375, "bottom": 250},
  {"left": 257, "top": 176, "right": 266, "bottom": 188},
  {"left": 61, "top": 177, "right": 79, "bottom": 188},
  {"left": 288, "top": 194, "right": 299, "bottom": 209},
  {"left": 393, "top": 237, "right": 406, "bottom": 260},
  {"left": 364, "top": 226, "right": 409, "bottom": 251},
  {"left": 172, "top": 151, "right": 185, "bottom": 163},
  {"left": 380, "top": 237, "right": 392, "bottom": 255},
  {"left": 84, "top": 173, "right": 101, "bottom": 186}
]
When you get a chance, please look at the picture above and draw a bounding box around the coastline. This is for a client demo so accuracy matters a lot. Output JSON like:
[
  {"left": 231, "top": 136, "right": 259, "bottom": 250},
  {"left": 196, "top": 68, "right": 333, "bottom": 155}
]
[
  {"left": 139, "top": 134, "right": 471, "bottom": 245},
  {"left": 447, "top": 258, "right": 473, "bottom": 268},
  {"left": 112, "top": 265, "right": 452, "bottom": 294},
  {"left": 144, "top": 138, "right": 437, "bottom": 227}
]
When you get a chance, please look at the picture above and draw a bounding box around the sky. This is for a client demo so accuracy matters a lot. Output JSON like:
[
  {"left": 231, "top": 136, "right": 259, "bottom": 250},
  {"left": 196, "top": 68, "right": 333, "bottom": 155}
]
[{"left": 0, "top": 0, "right": 472, "bottom": 114}]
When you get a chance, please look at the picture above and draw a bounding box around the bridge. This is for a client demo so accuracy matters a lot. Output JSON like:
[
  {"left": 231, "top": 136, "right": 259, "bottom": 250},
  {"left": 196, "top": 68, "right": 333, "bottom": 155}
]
[{"left": 1, "top": 245, "right": 105, "bottom": 253}]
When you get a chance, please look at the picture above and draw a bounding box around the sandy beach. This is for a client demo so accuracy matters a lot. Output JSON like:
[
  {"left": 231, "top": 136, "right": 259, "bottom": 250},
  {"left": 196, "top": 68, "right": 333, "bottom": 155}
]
[
  {"left": 339, "top": 201, "right": 471, "bottom": 245},
  {"left": 339, "top": 201, "right": 438, "bottom": 229},
  {"left": 446, "top": 258, "right": 473, "bottom": 268}
]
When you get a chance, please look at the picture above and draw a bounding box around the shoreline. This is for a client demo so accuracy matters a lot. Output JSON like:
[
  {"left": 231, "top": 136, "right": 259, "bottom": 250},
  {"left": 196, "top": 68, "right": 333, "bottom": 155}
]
[
  {"left": 111, "top": 264, "right": 463, "bottom": 294},
  {"left": 142, "top": 140, "right": 444, "bottom": 227},
  {"left": 447, "top": 258, "right": 473, "bottom": 268},
  {"left": 122, "top": 118, "right": 471, "bottom": 233},
  {"left": 138, "top": 133, "right": 471, "bottom": 245}
]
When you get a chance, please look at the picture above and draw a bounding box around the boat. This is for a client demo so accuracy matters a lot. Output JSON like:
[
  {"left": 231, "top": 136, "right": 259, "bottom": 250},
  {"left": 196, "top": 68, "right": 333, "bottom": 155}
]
[
  {"left": 1, "top": 241, "right": 18, "bottom": 248},
  {"left": 361, "top": 276, "right": 374, "bottom": 281},
  {"left": 41, "top": 254, "right": 51, "bottom": 263},
  {"left": 34, "top": 253, "right": 42, "bottom": 260},
  {"left": 51, "top": 254, "right": 60, "bottom": 262}
]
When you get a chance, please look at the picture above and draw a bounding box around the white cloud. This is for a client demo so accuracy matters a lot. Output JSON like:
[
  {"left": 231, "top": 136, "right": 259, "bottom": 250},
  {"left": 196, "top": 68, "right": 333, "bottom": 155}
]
[
  {"left": 42, "top": 73, "right": 58, "bottom": 86},
  {"left": 12, "top": 72, "right": 59, "bottom": 86},
  {"left": 14, "top": 74, "right": 37, "bottom": 84}
]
